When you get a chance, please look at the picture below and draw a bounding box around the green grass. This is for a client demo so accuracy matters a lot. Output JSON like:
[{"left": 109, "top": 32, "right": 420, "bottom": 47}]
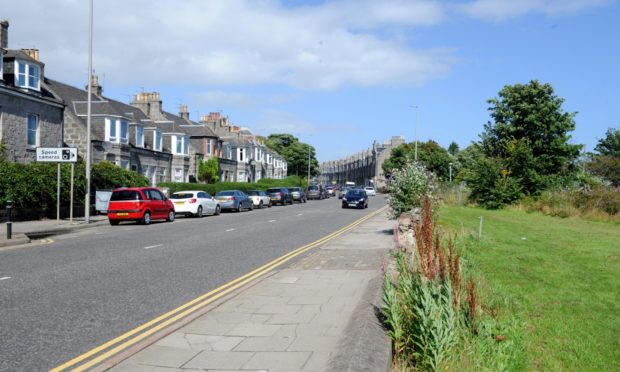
[{"left": 437, "top": 206, "right": 620, "bottom": 371}]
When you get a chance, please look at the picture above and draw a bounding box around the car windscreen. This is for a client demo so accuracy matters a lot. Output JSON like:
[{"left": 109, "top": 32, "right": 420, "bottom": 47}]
[
  {"left": 347, "top": 190, "right": 365, "bottom": 197},
  {"left": 266, "top": 188, "right": 281, "bottom": 193},
  {"left": 307, "top": 186, "right": 319, "bottom": 191},
  {"left": 110, "top": 190, "right": 140, "bottom": 201},
  {"left": 170, "top": 193, "right": 194, "bottom": 199},
  {"left": 246, "top": 191, "right": 259, "bottom": 196},
  {"left": 216, "top": 191, "right": 234, "bottom": 196}
]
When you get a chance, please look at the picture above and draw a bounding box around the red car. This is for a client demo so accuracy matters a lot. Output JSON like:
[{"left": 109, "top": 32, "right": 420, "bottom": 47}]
[{"left": 107, "top": 187, "right": 175, "bottom": 225}]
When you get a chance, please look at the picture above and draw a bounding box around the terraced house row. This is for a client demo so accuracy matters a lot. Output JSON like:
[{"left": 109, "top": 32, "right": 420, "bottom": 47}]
[{"left": 0, "top": 21, "right": 287, "bottom": 184}]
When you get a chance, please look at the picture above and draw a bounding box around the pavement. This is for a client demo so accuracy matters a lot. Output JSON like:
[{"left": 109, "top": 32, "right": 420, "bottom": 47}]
[
  {"left": 1, "top": 209, "right": 395, "bottom": 371},
  {"left": 0, "top": 215, "right": 109, "bottom": 248}
]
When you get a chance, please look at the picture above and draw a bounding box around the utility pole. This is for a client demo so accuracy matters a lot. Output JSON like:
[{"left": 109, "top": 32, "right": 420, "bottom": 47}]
[
  {"left": 307, "top": 144, "right": 311, "bottom": 188},
  {"left": 410, "top": 105, "right": 419, "bottom": 161}
]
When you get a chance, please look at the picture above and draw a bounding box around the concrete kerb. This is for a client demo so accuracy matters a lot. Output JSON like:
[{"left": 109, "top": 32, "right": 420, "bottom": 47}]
[{"left": 0, "top": 217, "right": 109, "bottom": 248}]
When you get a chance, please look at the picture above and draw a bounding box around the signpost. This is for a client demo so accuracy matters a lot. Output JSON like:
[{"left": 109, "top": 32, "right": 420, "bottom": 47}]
[{"left": 36, "top": 148, "right": 78, "bottom": 222}]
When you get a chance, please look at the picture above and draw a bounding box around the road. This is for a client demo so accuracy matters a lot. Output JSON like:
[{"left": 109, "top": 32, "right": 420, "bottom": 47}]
[{"left": 0, "top": 195, "right": 386, "bottom": 371}]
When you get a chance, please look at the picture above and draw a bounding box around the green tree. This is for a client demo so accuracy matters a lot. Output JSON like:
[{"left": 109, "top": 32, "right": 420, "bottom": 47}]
[
  {"left": 198, "top": 157, "right": 220, "bottom": 183},
  {"left": 480, "top": 80, "right": 582, "bottom": 195},
  {"left": 381, "top": 143, "right": 415, "bottom": 180},
  {"left": 265, "top": 134, "right": 318, "bottom": 177},
  {"left": 447, "top": 141, "right": 459, "bottom": 156},
  {"left": 594, "top": 127, "right": 620, "bottom": 157},
  {"left": 418, "top": 141, "right": 453, "bottom": 181}
]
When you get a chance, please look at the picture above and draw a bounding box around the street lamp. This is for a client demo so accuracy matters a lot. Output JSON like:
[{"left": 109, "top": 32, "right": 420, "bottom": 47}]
[
  {"left": 410, "top": 105, "right": 419, "bottom": 161},
  {"left": 85, "top": 0, "right": 93, "bottom": 223},
  {"left": 449, "top": 162, "right": 453, "bottom": 183},
  {"left": 307, "top": 144, "right": 311, "bottom": 188}
]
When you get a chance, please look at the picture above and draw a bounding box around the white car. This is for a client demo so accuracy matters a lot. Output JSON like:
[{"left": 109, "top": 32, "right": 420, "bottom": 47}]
[
  {"left": 364, "top": 186, "right": 377, "bottom": 196},
  {"left": 246, "top": 190, "right": 272, "bottom": 208},
  {"left": 170, "top": 190, "right": 221, "bottom": 217}
]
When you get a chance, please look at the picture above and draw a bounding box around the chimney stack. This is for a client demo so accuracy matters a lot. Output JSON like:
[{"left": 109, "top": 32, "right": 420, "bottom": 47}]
[
  {"left": 86, "top": 74, "right": 103, "bottom": 97},
  {"left": 0, "top": 20, "right": 8, "bottom": 49},
  {"left": 179, "top": 105, "right": 189, "bottom": 120},
  {"left": 22, "top": 48, "right": 39, "bottom": 61}
]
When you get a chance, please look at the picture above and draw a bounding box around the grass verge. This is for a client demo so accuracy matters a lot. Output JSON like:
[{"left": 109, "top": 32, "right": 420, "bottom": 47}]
[{"left": 437, "top": 206, "right": 620, "bottom": 370}]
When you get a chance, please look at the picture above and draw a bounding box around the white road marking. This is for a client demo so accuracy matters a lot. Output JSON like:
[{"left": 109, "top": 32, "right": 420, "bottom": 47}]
[
  {"left": 0, "top": 277, "right": 11, "bottom": 281},
  {"left": 226, "top": 228, "right": 235, "bottom": 232},
  {"left": 143, "top": 244, "right": 163, "bottom": 250},
  {"left": 297, "top": 213, "right": 303, "bottom": 216}
]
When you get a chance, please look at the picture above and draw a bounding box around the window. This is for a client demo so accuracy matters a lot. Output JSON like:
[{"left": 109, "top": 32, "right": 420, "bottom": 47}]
[
  {"left": 155, "top": 130, "right": 162, "bottom": 151},
  {"left": 176, "top": 136, "right": 182, "bottom": 154},
  {"left": 175, "top": 168, "right": 182, "bottom": 182},
  {"left": 136, "top": 125, "right": 144, "bottom": 147},
  {"left": 120, "top": 159, "right": 129, "bottom": 169},
  {"left": 158, "top": 167, "right": 166, "bottom": 183},
  {"left": 238, "top": 148, "right": 244, "bottom": 162},
  {"left": 27, "top": 114, "right": 39, "bottom": 147},
  {"left": 206, "top": 139, "right": 212, "bottom": 155},
  {"left": 120, "top": 120, "right": 128, "bottom": 144},
  {"left": 15, "top": 61, "right": 40, "bottom": 90},
  {"left": 107, "top": 118, "right": 117, "bottom": 141}
]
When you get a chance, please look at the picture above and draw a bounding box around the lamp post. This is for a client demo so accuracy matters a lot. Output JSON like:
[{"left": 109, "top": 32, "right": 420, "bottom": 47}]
[
  {"left": 85, "top": 0, "right": 93, "bottom": 223},
  {"left": 307, "top": 144, "right": 311, "bottom": 188},
  {"left": 410, "top": 105, "right": 419, "bottom": 161},
  {"left": 449, "top": 162, "right": 453, "bottom": 183}
]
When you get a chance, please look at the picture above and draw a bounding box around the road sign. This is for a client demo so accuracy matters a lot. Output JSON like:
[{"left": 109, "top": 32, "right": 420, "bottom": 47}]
[{"left": 36, "top": 147, "right": 78, "bottom": 163}]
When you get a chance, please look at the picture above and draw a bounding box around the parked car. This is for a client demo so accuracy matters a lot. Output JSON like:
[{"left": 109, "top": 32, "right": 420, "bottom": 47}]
[
  {"left": 364, "top": 186, "right": 377, "bottom": 196},
  {"left": 214, "top": 190, "right": 254, "bottom": 212},
  {"left": 107, "top": 187, "right": 175, "bottom": 225},
  {"left": 266, "top": 187, "right": 293, "bottom": 205},
  {"left": 288, "top": 187, "right": 307, "bottom": 203},
  {"left": 170, "top": 190, "right": 221, "bottom": 217},
  {"left": 342, "top": 188, "right": 369, "bottom": 209},
  {"left": 246, "top": 190, "right": 272, "bottom": 208},
  {"left": 325, "top": 185, "right": 335, "bottom": 196},
  {"left": 338, "top": 187, "right": 350, "bottom": 199},
  {"left": 306, "top": 185, "right": 324, "bottom": 200}
]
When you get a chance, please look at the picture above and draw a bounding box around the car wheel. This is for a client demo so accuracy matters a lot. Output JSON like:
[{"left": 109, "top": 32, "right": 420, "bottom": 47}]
[
  {"left": 167, "top": 210, "right": 175, "bottom": 222},
  {"left": 237, "top": 203, "right": 242, "bottom": 212},
  {"left": 214, "top": 205, "right": 221, "bottom": 215},
  {"left": 342, "top": 204, "right": 346, "bottom": 209},
  {"left": 142, "top": 211, "right": 151, "bottom": 225},
  {"left": 268, "top": 200, "right": 272, "bottom": 208},
  {"left": 109, "top": 220, "right": 119, "bottom": 226},
  {"left": 259, "top": 201, "right": 263, "bottom": 209},
  {"left": 249, "top": 203, "right": 254, "bottom": 211},
  {"left": 195, "top": 206, "right": 203, "bottom": 218}
]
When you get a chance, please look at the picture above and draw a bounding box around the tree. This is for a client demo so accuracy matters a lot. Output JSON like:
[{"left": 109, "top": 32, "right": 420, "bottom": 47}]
[
  {"left": 594, "top": 127, "right": 620, "bottom": 157},
  {"left": 198, "top": 157, "right": 219, "bottom": 183},
  {"left": 265, "top": 134, "right": 318, "bottom": 177},
  {"left": 480, "top": 80, "right": 582, "bottom": 195},
  {"left": 447, "top": 141, "right": 459, "bottom": 156},
  {"left": 381, "top": 143, "right": 415, "bottom": 179},
  {"left": 418, "top": 141, "right": 453, "bottom": 181}
]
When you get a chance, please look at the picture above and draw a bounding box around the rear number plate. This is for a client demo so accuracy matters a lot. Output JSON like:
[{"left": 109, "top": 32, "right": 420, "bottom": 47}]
[
  {"left": 174, "top": 202, "right": 184, "bottom": 205},
  {"left": 116, "top": 212, "right": 128, "bottom": 216}
]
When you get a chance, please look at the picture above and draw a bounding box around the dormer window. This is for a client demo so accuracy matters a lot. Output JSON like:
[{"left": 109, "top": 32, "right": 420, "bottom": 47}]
[
  {"left": 154, "top": 129, "right": 162, "bottom": 151},
  {"left": 105, "top": 118, "right": 129, "bottom": 144},
  {"left": 135, "top": 125, "right": 144, "bottom": 148},
  {"left": 15, "top": 61, "right": 40, "bottom": 90},
  {"left": 172, "top": 135, "right": 189, "bottom": 155}
]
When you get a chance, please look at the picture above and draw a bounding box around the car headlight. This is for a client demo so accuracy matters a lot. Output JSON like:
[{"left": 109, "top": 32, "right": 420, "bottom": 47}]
[
  {"left": 342, "top": 197, "right": 347, "bottom": 202},
  {"left": 359, "top": 198, "right": 365, "bottom": 202}
]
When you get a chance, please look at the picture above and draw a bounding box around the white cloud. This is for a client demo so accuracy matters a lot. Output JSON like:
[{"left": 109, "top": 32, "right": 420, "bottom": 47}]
[
  {"left": 252, "top": 110, "right": 319, "bottom": 137},
  {"left": 457, "top": 0, "right": 611, "bottom": 21},
  {"left": 3, "top": 0, "right": 453, "bottom": 90}
]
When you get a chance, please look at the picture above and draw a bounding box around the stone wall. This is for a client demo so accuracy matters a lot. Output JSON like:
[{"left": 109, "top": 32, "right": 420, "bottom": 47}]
[{"left": 0, "top": 88, "right": 64, "bottom": 163}]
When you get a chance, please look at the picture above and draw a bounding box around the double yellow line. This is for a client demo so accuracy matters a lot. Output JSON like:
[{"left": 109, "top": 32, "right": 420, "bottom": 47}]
[{"left": 52, "top": 206, "right": 387, "bottom": 371}]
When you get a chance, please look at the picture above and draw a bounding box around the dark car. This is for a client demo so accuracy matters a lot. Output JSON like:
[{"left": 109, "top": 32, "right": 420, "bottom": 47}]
[
  {"left": 342, "top": 188, "right": 368, "bottom": 209},
  {"left": 288, "top": 187, "right": 307, "bottom": 203},
  {"left": 266, "top": 187, "right": 293, "bottom": 205},
  {"left": 107, "top": 187, "right": 175, "bottom": 225},
  {"left": 306, "top": 184, "right": 324, "bottom": 200},
  {"left": 215, "top": 190, "right": 254, "bottom": 212}
]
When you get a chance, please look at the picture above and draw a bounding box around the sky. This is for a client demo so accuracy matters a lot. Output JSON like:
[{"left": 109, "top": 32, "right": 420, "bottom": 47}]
[{"left": 3, "top": 0, "right": 619, "bottom": 162}]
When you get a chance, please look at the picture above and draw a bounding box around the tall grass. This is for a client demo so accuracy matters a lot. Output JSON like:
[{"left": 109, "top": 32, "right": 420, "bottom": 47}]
[{"left": 383, "top": 199, "right": 481, "bottom": 370}]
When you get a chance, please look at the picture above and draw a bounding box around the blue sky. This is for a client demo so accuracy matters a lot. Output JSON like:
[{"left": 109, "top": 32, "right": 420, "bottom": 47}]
[{"left": 4, "top": 0, "right": 619, "bottom": 161}]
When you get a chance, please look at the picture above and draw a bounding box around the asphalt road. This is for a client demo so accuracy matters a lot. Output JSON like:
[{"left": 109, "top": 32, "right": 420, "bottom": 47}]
[{"left": 0, "top": 195, "right": 386, "bottom": 371}]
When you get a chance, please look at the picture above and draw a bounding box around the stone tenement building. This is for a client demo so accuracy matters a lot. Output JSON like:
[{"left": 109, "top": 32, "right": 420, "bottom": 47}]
[{"left": 319, "top": 136, "right": 405, "bottom": 189}]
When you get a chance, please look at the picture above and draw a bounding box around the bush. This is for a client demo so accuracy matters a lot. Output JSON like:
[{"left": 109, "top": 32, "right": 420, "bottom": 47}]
[
  {"left": 386, "top": 161, "right": 437, "bottom": 219},
  {"left": 0, "top": 160, "right": 148, "bottom": 219},
  {"left": 465, "top": 157, "right": 522, "bottom": 209}
]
